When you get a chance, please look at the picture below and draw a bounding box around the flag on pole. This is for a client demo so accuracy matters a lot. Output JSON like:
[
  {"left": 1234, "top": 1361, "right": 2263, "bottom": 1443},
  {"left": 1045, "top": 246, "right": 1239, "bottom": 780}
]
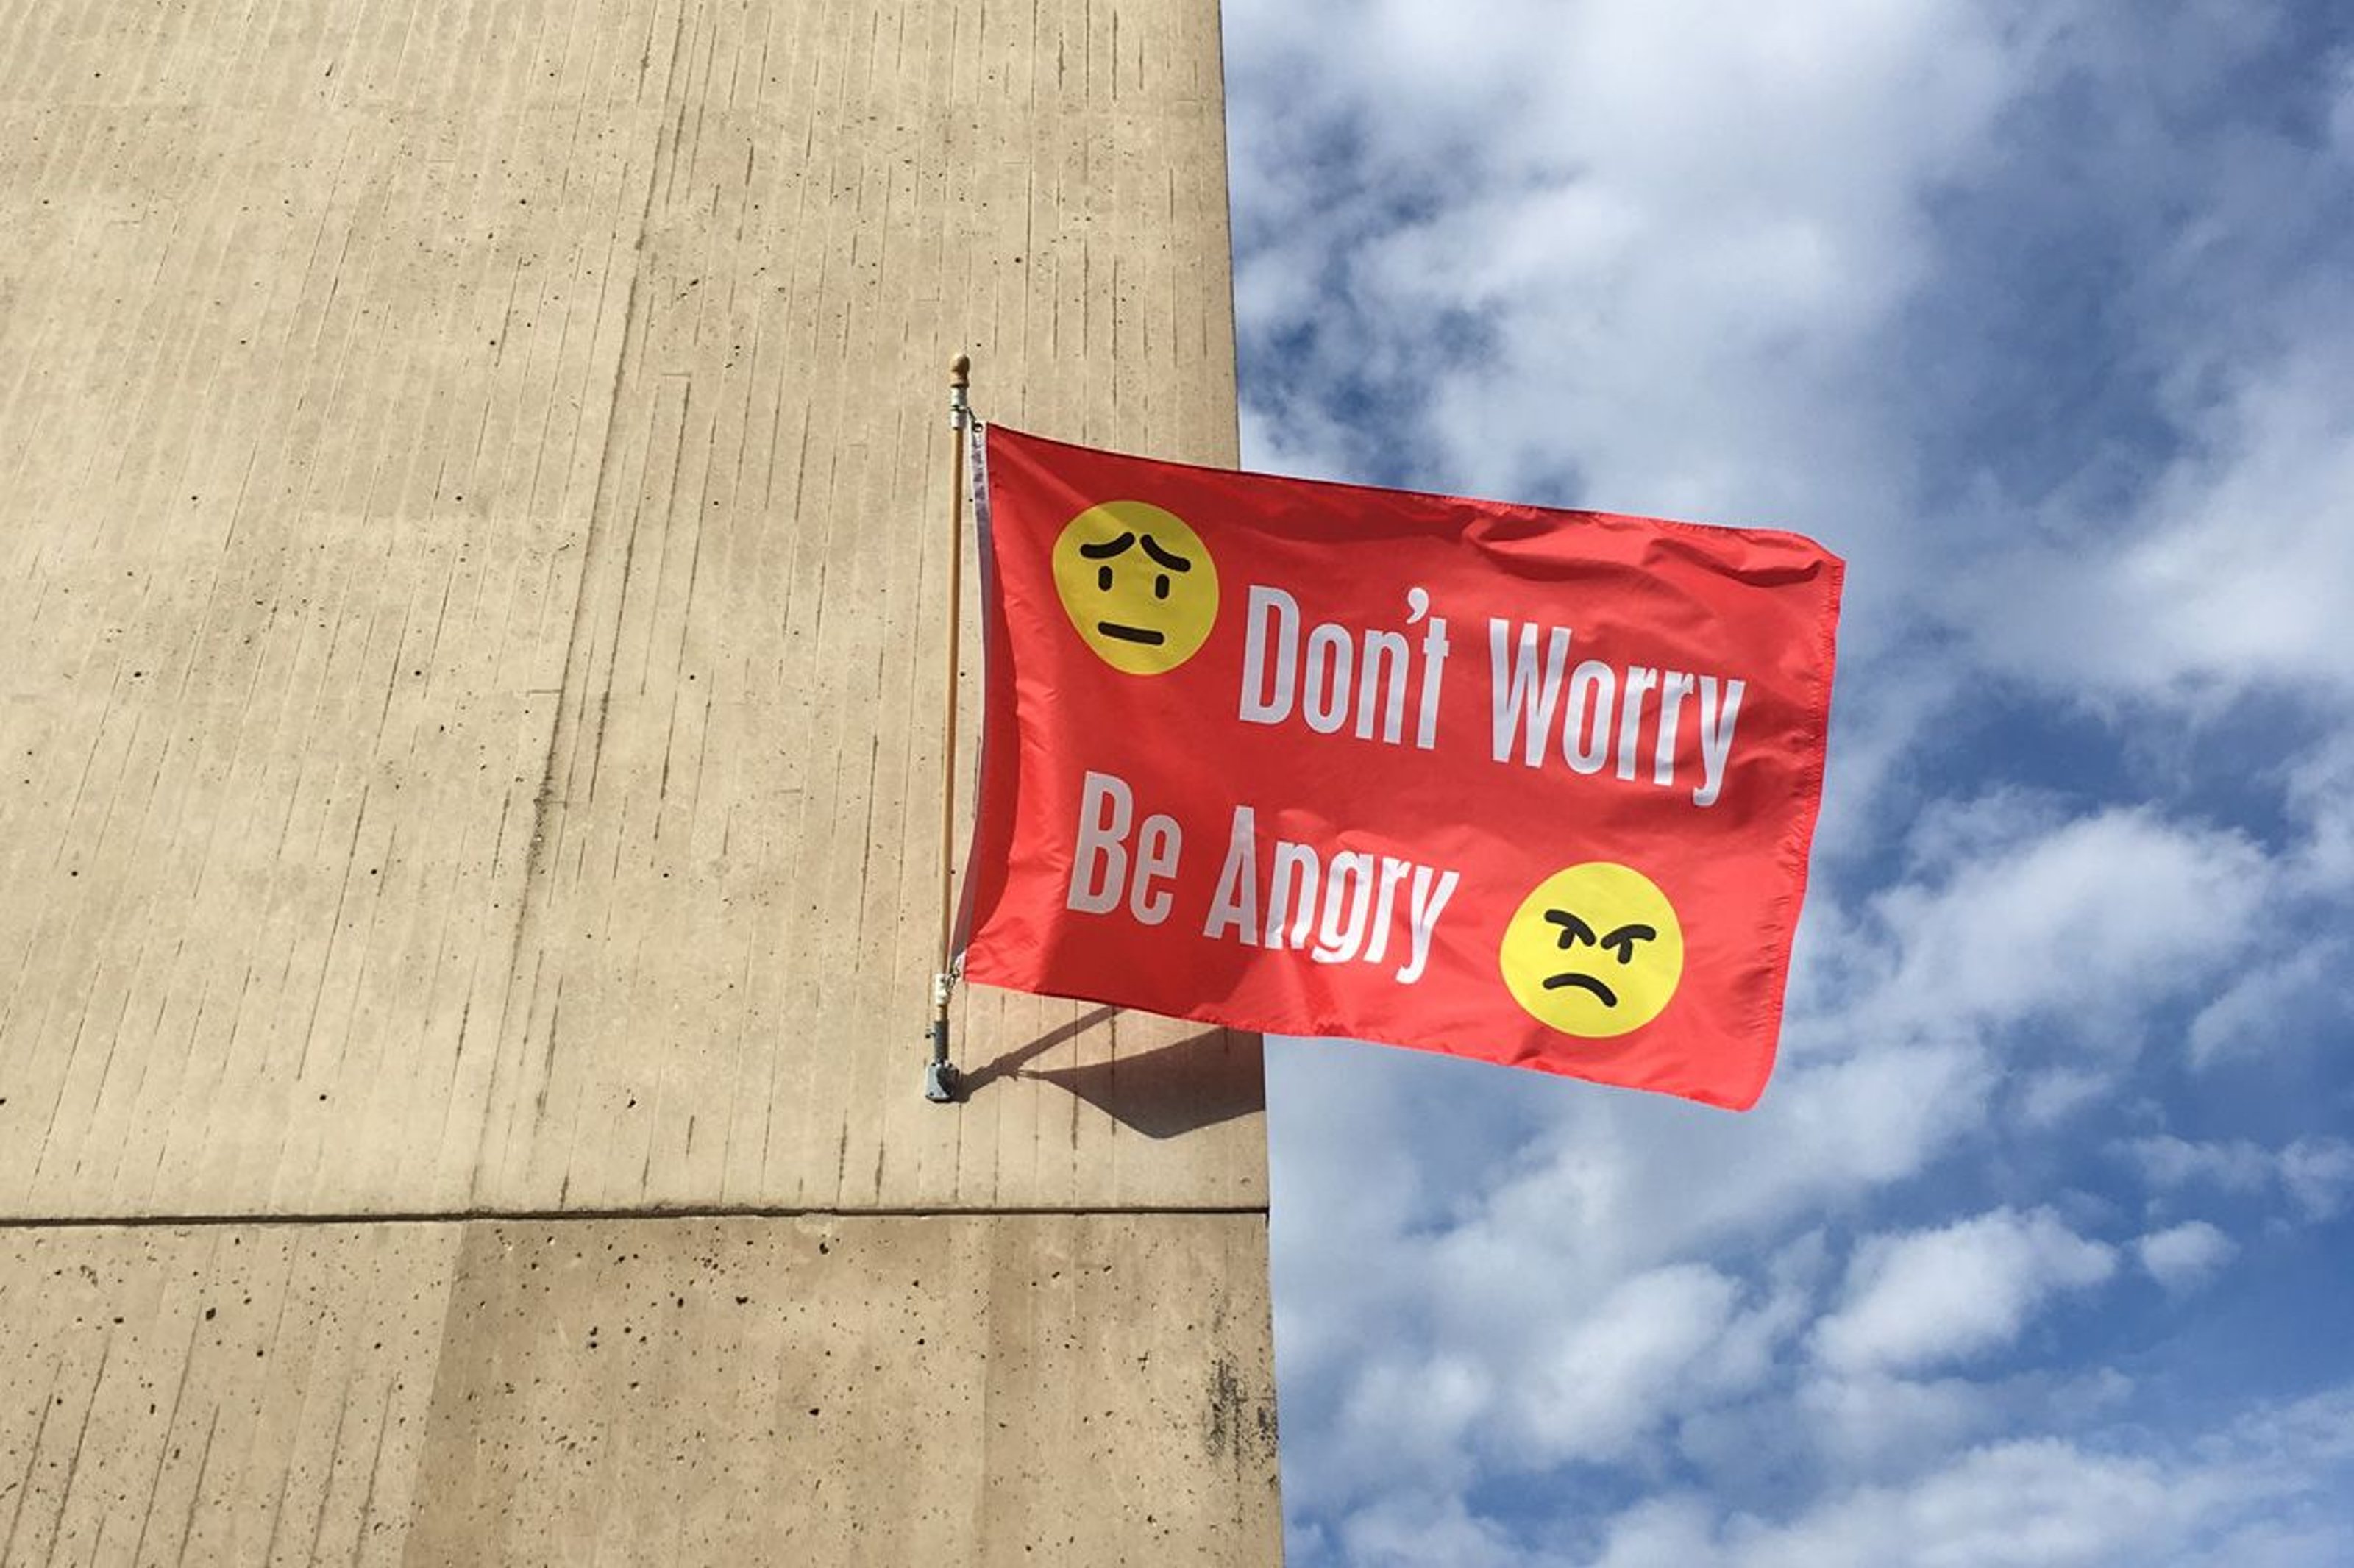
[{"left": 957, "top": 424, "right": 1843, "bottom": 1111}]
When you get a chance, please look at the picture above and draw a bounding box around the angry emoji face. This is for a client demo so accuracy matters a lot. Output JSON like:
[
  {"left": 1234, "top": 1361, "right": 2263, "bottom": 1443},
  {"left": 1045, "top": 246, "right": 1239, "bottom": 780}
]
[{"left": 1499, "top": 861, "right": 1685, "bottom": 1037}]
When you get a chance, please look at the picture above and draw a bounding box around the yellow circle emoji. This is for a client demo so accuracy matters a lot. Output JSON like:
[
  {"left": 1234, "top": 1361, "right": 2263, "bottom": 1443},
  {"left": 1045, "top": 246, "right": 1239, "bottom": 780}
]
[
  {"left": 1499, "top": 862, "right": 1685, "bottom": 1038},
  {"left": 1050, "top": 500, "right": 1219, "bottom": 675}
]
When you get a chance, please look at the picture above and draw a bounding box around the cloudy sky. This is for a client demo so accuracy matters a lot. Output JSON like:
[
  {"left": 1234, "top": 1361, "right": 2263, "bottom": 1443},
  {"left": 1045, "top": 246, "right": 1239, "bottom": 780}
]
[{"left": 1219, "top": 3, "right": 2354, "bottom": 1563}]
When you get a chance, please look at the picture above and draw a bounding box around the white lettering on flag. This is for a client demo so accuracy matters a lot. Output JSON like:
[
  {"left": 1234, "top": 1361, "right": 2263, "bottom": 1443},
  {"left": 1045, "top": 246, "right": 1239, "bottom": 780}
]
[
  {"left": 1398, "top": 865, "right": 1459, "bottom": 985},
  {"left": 1490, "top": 619, "right": 1574, "bottom": 766},
  {"left": 1694, "top": 676, "right": 1745, "bottom": 808},
  {"left": 1203, "top": 805, "right": 1262, "bottom": 944},
  {"left": 1239, "top": 586, "right": 1299, "bottom": 725},
  {"left": 1067, "top": 771, "right": 1132, "bottom": 914}
]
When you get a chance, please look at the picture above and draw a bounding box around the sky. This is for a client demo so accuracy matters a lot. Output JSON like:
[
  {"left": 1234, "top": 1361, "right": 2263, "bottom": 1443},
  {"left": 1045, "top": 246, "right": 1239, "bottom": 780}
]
[{"left": 1218, "top": 3, "right": 2354, "bottom": 1563}]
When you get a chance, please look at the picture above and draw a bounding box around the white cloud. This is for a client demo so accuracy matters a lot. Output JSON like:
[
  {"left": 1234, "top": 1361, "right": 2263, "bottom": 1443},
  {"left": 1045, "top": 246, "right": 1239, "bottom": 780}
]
[
  {"left": 2016, "top": 1066, "right": 2115, "bottom": 1127},
  {"left": 1329, "top": 1491, "right": 1522, "bottom": 1568},
  {"left": 1419, "top": 1039, "right": 1991, "bottom": 1302},
  {"left": 2123, "top": 1134, "right": 2279, "bottom": 1194},
  {"left": 2121, "top": 1134, "right": 2354, "bottom": 1220},
  {"left": 1592, "top": 1388, "right": 2354, "bottom": 1568},
  {"left": 1509, "top": 1264, "right": 1746, "bottom": 1466},
  {"left": 1814, "top": 1208, "right": 2117, "bottom": 1375},
  {"left": 2279, "top": 1138, "right": 2354, "bottom": 1222},
  {"left": 2105, "top": 349, "right": 2354, "bottom": 693},
  {"left": 2137, "top": 1220, "right": 2239, "bottom": 1292},
  {"left": 1228, "top": 0, "right": 2039, "bottom": 541},
  {"left": 2187, "top": 941, "right": 2349, "bottom": 1069},
  {"left": 1971, "top": 334, "right": 2354, "bottom": 703},
  {"left": 1770, "top": 1365, "right": 2136, "bottom": 1493},
  {"left": 2283, "top": 733, "right": 2354, "bottom": 885},
  {"left": 1736, "top": 1441, "right": 2186, "bottom": 1567},
  {"left": 1860, "top": 806, "right": 2271, "bottom": 1045},
  {"left": 1267, "top": 1047, "right": 1488, "bottom": 1397},
  {"left": 1587, "top": 1496, "right": 1728, "bottom": 1568},
  {"left": 1910, "top": 10, "right": 2354, "bottom": 716},
  {"left": 1322, "top": 1350, "right": 1493, "bottom": 1504},
  {"left": 1786, "top": 1371, "right": 2005, "bottom": 1480}
]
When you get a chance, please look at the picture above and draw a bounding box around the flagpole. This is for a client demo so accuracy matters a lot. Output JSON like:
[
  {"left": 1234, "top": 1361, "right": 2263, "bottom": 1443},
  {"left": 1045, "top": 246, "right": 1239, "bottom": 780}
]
[{"left": 925, "top": 353, "right": 972, "bottom": 1103}]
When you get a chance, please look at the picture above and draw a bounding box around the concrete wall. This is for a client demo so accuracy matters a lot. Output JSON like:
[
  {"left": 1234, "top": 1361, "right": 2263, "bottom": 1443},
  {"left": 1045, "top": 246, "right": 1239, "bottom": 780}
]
[{"left": 0, "top": 0, "right": 1279, "bottom": 1559}]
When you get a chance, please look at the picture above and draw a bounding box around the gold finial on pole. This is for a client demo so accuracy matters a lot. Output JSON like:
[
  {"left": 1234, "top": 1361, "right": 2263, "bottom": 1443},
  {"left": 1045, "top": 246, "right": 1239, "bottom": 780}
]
[{"left": 927, "top": 354, "right": 973, "bottom": 1103}]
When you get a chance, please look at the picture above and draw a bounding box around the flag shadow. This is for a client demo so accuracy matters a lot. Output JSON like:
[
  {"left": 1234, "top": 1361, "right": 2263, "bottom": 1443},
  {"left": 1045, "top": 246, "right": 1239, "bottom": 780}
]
[{"left": 964, "top": 1008, "right": 1264, "bottom": 1141}]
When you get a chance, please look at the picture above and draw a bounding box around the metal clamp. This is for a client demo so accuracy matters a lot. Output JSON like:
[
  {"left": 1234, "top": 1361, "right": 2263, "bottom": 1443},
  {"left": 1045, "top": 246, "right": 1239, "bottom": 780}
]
[{"left": 922, "top": 1050, "right": 961, "bottom": 1104}]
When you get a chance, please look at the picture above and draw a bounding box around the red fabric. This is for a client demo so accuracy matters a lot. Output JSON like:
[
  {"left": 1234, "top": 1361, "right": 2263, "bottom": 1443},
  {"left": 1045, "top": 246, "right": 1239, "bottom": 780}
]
[{"left": 960, "top": 424, "right": 1843, "bottom": 1111}]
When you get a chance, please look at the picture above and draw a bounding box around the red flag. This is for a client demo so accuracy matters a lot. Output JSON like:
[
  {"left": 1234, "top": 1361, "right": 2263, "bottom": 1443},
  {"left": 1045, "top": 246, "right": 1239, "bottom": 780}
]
[{"left": 959, "top": 424, "right": 1843, "bottom": 1110}]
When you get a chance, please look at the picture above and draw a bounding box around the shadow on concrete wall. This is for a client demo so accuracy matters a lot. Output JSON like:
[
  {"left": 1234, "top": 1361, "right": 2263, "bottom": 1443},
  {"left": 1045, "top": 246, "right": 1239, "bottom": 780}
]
[{"left": 964, "top": 1007, "right": 1265, "bottom": 1140}]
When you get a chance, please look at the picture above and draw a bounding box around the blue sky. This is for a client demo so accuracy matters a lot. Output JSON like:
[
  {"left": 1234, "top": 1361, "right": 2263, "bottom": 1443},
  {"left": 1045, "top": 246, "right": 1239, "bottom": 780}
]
[{"left": 1220, "top": 3, "right": 2354, "bottom": 1562}]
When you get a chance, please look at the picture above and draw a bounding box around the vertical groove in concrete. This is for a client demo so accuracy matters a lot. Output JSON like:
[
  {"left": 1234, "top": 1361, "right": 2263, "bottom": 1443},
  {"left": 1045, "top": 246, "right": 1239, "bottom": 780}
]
[
  {"left": 0, "top": 1225, "right": 461, "bottom": 1567},
  {"left": 0, "top": 0, "right": 671, "bottom": 1220},
  {"left": 0, "top": 0, "right": 1277, "bottom": 1558}
]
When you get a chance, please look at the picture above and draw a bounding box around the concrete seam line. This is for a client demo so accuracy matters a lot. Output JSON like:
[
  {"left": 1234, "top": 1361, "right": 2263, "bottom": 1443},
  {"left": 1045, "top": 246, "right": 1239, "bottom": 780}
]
[{"left": 0, "top": 1204, "right": 1273, "bottom": 1231}]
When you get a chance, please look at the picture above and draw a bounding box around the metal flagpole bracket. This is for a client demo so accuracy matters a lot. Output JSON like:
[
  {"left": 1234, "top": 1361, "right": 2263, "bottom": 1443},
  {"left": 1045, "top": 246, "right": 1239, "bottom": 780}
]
[
  {"left": 924, "top": 969, "right": 959, "bottom": 1103},
  {"left": 925, "top": 353, "right": 974, "bottom": 1105}
]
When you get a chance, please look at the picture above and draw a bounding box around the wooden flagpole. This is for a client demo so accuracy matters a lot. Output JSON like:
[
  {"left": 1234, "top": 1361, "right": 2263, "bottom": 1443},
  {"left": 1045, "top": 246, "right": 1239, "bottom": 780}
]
[{"left": 925, "top": 354, "right": 972, "bottom": 1102}]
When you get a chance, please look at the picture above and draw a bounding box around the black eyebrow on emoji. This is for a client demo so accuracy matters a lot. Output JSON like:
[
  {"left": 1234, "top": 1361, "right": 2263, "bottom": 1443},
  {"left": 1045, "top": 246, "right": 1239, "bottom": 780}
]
[
  {"left": 1078, "top": 532, "right": 1138, "bottom": 560},
  {"left": 1599, "top": 924, "right": 1657, "bottom": 962},
  {"left": 1544, "top": 909, "right": 1596, "bottom": 947},
  {"left": 1139, "top": 534, "right": 1192, "bottom": 571}
]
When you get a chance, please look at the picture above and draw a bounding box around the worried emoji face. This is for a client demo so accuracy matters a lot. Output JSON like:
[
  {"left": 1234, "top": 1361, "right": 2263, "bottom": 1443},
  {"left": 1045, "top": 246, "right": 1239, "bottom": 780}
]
[
  {"left": 1050, "top": 500, "right": 1219, "bottom": 675},
  {"left": 1499, "top": 861, "right": 1685, "bottom": 1038}
]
